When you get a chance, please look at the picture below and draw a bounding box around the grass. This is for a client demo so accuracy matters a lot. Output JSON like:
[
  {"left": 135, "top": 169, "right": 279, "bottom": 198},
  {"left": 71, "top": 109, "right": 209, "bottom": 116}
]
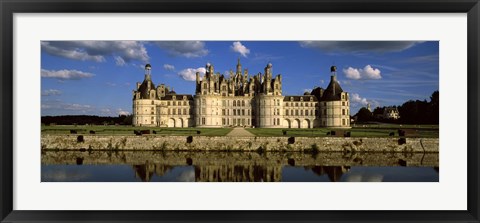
[
  {"left": 41, "top": 124, "right": 439, "bottom": 138},
  {"left": 42, "top": 125, "right": 233, "bottom": 136},
  {"left": 245, "top": 124, "right": 438, "bottom": 138}
]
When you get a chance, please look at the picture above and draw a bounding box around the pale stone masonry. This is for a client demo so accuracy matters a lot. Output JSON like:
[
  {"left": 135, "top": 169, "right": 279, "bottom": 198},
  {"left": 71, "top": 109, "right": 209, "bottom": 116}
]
[{"left": 132, "top": 60, "right": 350, "bottom": 128}]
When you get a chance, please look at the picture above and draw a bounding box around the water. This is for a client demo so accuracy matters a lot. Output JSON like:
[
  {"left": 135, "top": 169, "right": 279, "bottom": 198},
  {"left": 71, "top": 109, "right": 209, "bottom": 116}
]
[{"left": 41, "top": 150, "right": 439, "bottom": 182}]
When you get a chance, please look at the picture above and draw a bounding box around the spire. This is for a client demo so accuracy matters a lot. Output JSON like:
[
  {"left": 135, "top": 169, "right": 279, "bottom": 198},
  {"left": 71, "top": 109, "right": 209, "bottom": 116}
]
[{"left": 236, "top": 58, "right": 242, "bottom": 74}]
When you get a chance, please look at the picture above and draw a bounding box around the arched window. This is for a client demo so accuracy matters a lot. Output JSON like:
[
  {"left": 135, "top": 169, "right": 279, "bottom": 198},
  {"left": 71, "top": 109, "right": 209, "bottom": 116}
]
[
  {"left": 242, "top": 100, "right": 245, "bottom": 106},
  {"left": 233, "top": 101, "right": 236, "bottom": 106}
]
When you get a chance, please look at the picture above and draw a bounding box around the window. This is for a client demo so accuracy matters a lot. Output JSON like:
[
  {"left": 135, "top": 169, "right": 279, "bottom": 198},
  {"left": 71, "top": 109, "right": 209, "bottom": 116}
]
[
  {"left": 242, "top": 101, "right": 245, "bottom": 107},
  {"left": 222, "top": 109, "right": 225, "bottom": 115},
  {"left": 277, "top": 118, "right": 280, "bottom": 126},
  {"left": 277, "top": 109, "right": 280, "bottom": 115},
  {"left": 233, "top": 101, "right": 236, "bottom": 106},
  {"left": 342, "top": 109, "right": 345, "bottom": 115},
  {"left": 202, "top": 99, "right": 206, "bottom": 106},
  {"left": 286, "top": 110, "right": 289, "bottom": 116},
  {"left": 300, "top": 110, "right": 303, "bottom": 116},
  {"left": 242, "top": 109, "right": 245, "bottom": 116},
  {"left": 183, "top": 109, "right": 187, "bottom": 115},
  {"left": 184, "top": 101, "right": 187, "bottom": 106},
  {"left": 237, "top": 100, "right": 241, "bottom": 107},
  {"left": 295, "top": 110, "right": 299, "bottom": 116},
  {"left": 222, "top": 118, "right": 226, "bottom": 125},
  {"left": 305, "top": 110, "right": 308, "bottom": 116},
  {"left": 202, "top": 117, "right": 205, "bottom": 125},
  {"left": 173, "top": 109, "right": 176, "bottom": 115},
  {"left": 296, "top": 102, "right": 298, "bottom": 106},
  {"left": 167, "top": 102, "right": 171, "bottom": 106},
  {"left": 233, "top": 110, "right": 236, "bottom": 116},
  {"left": 342, "top": 119, "right": 346, "bottom": 126}
]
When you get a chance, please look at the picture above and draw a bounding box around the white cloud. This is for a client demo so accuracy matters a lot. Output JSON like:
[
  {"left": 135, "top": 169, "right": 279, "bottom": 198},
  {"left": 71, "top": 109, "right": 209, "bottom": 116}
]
[
  {"left": 178, "top": 67, "right": 206, "bottom": 81},
  {"left": 155, "top": 41, "right": 208, "bottom": 58},
  {"left": 41, "top": 41, "right": 149, "bottom": 63},
  {"left": 114, "top": 56, "right": 126, "bottom": 66},
  {"left": 351, "top": 93, "right": 369, "bottom": 106},
  {"left": 343, "top": 67, "right": 361, "bottom": 80},
  {"left": 343, "top": 65, "right": 382, "bottom": 80},
  {"left": 100, "top": 108, "right": 112, "bottom": 115},
  {"left": 163, "top": 64, "right": 175, "bottom": 71},
  {"left": 42, "top": 89, "right": 62, "bottom": 96},
  {"left": 64, "top": 103, "right": 92, "bottom": 110},
  {"left": 117, "top": 108, "right": 130, "bottom": 116},
  {"left": 41, "top": 69, "right": 95, "bottom": 80},
  {"left": 231, "top": 41, "right": 250, "bottom": 57}
]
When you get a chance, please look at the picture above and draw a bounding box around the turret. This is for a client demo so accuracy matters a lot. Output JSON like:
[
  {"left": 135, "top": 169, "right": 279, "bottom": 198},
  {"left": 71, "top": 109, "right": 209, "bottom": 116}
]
[{"left": 145, "top": 64, "right": 152, "bottom": 81}]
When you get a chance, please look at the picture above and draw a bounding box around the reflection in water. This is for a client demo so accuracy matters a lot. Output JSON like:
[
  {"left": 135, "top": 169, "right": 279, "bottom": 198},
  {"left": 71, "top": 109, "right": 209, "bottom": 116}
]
[
  {"left": 310, "top": 166, "right": 351, "bottom": 182},
  {"left": 42, "top": 151, "right": 439, "bottom": 182}
]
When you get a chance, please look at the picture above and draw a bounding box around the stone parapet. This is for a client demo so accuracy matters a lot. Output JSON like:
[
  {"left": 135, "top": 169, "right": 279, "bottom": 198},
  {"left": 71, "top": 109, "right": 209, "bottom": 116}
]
[{"left": 41, "top": 135, "right": 439, "bottom": 153}]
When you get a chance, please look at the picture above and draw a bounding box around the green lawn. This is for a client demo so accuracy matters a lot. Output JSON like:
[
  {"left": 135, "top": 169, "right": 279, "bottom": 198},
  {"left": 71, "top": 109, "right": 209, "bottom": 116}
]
[
  {"left": 246, "top": 125, "right": 438, "bottom": 138},
  {"left": 41, "top": 125, "right": 233, "bottom": 136},
  {"left": 41, "top": 124, "right": 438, "bottom": 138}
]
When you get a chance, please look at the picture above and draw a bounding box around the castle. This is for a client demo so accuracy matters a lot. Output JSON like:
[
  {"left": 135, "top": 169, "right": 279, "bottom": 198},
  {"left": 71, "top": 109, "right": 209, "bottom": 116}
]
[{"left": 132, "top": 60, "right": 350, "bottom": 128}]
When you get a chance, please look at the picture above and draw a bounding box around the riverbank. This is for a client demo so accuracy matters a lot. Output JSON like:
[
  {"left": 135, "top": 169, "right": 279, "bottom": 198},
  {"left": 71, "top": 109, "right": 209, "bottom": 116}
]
[{"left": 41, "top": 135, "right": 439, "bottom": 153}]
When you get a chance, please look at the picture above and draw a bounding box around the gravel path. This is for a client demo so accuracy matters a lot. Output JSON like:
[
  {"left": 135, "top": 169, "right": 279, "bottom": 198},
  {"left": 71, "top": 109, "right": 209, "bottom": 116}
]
[{"left": 226, "top": 127, "right": 255, "bottom": 137}]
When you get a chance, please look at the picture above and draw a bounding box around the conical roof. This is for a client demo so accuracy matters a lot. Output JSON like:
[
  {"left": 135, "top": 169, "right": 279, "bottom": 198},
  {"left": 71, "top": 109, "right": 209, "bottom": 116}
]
[
  {"left": 321, "top": 76, "right": 343, "bottom": 101},
  {"left": 137, "top": 79, "right": 156, "bottom": 99}
]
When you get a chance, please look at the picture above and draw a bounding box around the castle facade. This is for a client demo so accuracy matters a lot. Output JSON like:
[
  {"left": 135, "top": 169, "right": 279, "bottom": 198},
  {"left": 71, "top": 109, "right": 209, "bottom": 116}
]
[{"left": 132, "top": 60, "right": 350, "bottom": 128}]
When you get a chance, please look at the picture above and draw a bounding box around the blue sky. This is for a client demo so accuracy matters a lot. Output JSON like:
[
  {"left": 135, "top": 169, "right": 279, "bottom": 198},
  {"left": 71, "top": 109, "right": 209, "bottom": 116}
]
[{"left": 41, "top": 41, "right": 439, "bottom": 116}]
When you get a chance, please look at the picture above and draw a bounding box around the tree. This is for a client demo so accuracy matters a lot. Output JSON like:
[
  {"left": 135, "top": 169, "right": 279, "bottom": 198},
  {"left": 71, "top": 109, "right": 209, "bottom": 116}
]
[{"left": 355, "top": 107, "right": 373, "bottom": 123}]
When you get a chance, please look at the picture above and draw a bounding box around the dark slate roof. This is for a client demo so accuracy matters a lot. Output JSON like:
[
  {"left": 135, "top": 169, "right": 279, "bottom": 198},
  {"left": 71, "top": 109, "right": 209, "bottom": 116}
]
[
  {"left": 321, "top": 77, "right": 343, "bottom": 101},
  {"left": 137, "top": 80, "right": 156, "bottom": 99},
  {"left": 283, "top": 95, "right": 318, "bottom": 102},
  {"left": 161, "top": 94, "right": 194, "bottom": 100}
]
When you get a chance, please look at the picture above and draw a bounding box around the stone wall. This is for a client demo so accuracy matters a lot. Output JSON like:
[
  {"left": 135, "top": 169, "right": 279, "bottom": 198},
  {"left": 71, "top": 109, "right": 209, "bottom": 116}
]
[{"left": 41, "top": 135, "right": 438, "bottom": 153}]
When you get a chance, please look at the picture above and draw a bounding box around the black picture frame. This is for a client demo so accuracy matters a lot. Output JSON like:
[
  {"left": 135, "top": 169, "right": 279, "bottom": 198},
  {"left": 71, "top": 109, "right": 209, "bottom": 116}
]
[{"left": 1, "top": 0, "right": 479, "bottom": 222}]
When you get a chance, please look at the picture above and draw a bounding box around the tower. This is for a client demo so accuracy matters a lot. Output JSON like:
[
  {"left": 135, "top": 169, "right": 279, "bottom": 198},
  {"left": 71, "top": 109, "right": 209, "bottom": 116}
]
[
  {"left": 330, "top": 65, "right": 337, "bottom": 95},
  {"left": 236, "top": 58, "right": 242, "bottom": 75}
]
